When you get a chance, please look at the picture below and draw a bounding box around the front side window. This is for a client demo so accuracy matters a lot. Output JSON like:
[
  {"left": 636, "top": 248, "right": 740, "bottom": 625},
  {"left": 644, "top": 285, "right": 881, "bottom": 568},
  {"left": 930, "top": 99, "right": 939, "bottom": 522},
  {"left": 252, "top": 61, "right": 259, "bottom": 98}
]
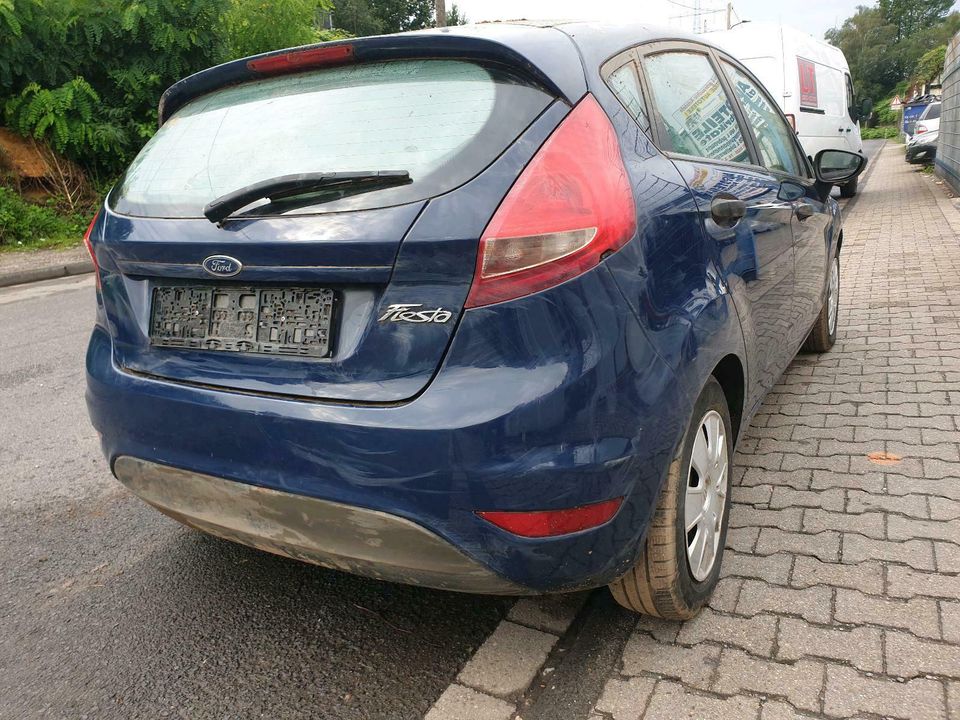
[
  {"left": 723, "top": 62, "right": 805, "bottom": 177},
  {"left": 643, "top": 51, "right": 750, "bottom": 164},
  {"left": 606, "top": 61, "right": 650, "bottom": 132}
]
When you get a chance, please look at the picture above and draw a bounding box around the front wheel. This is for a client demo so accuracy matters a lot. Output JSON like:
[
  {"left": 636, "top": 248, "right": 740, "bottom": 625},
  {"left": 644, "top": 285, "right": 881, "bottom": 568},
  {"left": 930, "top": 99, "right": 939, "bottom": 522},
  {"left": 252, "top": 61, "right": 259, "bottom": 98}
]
[
  {"left": 802, "top": 253, "right": 840, "bottom": 353},
  {"left": 609, "top": 377, "right": 732, "bottom": 619}
]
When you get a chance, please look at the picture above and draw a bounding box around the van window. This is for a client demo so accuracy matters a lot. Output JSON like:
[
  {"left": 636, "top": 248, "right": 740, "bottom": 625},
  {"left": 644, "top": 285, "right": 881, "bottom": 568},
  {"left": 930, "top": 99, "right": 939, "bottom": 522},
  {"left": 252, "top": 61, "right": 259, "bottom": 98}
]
[
  {"left": 644, "top": 51, "right": 750, "bottom": 164},
  {"left": 605, "top": 62, "right": 650, "bottom": 132},
  {"left": 110, "top": 60, "right": 554, "bottom": 218},
  {"left": 845, "top": 73, "right": 856, "bottom": 121},
  {"left": 723, "top": 63, "right": 805, "bottom": 177}
]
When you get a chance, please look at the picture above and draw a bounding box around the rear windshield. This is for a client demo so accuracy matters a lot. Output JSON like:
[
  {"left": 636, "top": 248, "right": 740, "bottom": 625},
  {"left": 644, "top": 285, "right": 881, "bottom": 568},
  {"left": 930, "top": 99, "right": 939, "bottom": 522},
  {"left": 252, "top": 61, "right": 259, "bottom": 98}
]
[
  {"left": 110, "top": 60, "right": 554, "bottom": 218},
  {"left": 923, "top": 103, "right": 941, "bottom": 120}
]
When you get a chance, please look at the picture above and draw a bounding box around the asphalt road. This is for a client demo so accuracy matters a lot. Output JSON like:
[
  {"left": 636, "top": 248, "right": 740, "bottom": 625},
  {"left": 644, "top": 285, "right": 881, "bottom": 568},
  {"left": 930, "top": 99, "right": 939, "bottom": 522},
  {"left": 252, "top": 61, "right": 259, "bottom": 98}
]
[{"left": 0, "top": 275, "right": 510, "bottom": 720}]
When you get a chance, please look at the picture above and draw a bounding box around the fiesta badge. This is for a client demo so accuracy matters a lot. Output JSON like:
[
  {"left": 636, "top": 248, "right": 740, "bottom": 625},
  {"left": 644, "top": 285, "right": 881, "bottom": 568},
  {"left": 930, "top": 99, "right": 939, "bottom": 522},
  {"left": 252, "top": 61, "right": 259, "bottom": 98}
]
[{"left": 202, "top": 255, "right": 242, "bottom": 277}]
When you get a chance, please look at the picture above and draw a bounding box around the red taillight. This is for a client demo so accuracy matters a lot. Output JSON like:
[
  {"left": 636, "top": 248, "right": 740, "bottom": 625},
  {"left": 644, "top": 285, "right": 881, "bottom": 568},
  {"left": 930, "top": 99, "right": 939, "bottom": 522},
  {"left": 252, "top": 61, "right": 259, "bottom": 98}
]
[
  {"left": 476, "top": 497, "right": 623, "bottom": 538},
  {"left": 785, "top": 113, "right": 796, "bottom": 131},
  {"left": 83, "top": 211, "right": 101, "bottom": 290},
  {"left": 247, "top": 45, "right": 354, "bottom": 74},
  {"left": 916, "top": 123, "right": 928, "bottom": 134},
  {"left": 465, "top": 94, "right": 636, "bottom": 308}
]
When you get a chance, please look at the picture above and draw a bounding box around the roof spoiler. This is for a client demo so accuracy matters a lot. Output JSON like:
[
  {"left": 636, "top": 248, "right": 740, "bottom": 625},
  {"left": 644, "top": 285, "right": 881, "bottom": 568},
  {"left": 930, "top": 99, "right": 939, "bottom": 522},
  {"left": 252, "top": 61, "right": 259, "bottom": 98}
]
[{"left": 158, "top": 29, "right": 585, "bottom": 126}]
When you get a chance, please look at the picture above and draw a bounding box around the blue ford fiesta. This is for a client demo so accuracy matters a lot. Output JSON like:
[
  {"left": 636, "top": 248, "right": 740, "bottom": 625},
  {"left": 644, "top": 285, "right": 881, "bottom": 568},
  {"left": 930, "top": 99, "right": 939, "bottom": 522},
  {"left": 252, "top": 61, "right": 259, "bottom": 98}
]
[{"left": 85, "top": 21, "right": 864, "bottom": 618}]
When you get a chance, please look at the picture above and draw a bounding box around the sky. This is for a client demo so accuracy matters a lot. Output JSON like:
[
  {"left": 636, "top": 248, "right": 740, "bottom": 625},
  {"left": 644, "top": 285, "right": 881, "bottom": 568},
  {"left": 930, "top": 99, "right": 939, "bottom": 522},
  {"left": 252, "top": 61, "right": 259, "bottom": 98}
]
[{"left": 452, "top": 0, "right": 884, "bottom": 40}]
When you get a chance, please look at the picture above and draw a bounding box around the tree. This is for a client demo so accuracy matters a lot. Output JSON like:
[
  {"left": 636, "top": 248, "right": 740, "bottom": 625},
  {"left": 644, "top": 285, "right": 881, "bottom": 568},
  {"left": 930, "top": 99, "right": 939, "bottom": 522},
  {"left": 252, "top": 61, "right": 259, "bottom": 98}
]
[
  {"left": 1, "top": 0, "right": 231, "bottom": 175},
  {"left": 827, "top": 2, "right": 960, "bottom": 110},
  {"left": 913, "top": 44, "right": 946, "bottom": 85},
  {"left": 375, "top": 0, "right": 433, "bottom": 32},
  {"left": 826, "top": 6, "right": 899, "bottom": 106},
  {"left": 223, "top": 0, "right": 333, "bottom": 59},
  {"left": 879, "top": 0, "right": 952, "bottom": 41},
  {"left": 331, "top": 0, "right": 383, "bottom": 36},
  {"left": 446, "top": 3, "right": 467, "bottom": 25}
]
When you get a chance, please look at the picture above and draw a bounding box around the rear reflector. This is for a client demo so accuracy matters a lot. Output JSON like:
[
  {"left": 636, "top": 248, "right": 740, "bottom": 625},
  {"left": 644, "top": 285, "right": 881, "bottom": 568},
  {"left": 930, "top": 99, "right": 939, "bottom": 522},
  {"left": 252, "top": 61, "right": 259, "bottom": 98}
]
[
  {"left": 785, "top": 113, "right": 796, "bottom": 132},
  {"left": 465, "top": 94, "right": 636, "bottom": 308},
  {"left": 477, "top": 497, "right": 623, "bottom": 538},
  {"left": 247, "top": 45, "right": 354, "bottom": 74},
  {"left": 83, "top": 211, "right": 101, "bottom": 290}
]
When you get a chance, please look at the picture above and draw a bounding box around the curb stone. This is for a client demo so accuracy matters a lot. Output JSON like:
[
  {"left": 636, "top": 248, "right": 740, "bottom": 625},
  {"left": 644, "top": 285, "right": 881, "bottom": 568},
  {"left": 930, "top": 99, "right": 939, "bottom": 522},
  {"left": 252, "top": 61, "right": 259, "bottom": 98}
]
[
  {"left": 0, "top": 259, "right": 93, "bottom": 288},
  {"left": 424, "top": 594, "right": 587, "bottom": 720}
]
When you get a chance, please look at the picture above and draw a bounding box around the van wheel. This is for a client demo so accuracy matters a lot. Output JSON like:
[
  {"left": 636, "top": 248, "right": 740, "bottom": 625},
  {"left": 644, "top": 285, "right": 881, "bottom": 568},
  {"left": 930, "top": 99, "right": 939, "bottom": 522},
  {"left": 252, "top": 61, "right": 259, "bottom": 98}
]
[
  {"left": 609, "top": 377, "right": 732, "bottom": 619},
  {"left": 802, "top": 253, "right": 840, "bottom": 353},
  {"left": 839, "top": 176, "right": 858, "bottom": 198}
]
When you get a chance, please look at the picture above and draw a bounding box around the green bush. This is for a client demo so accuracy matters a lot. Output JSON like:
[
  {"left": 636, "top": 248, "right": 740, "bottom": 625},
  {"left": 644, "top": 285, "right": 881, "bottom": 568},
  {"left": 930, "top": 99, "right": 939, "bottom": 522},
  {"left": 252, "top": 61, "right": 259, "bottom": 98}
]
[
  {"left": 0, "top": 186, "right": 88, "bottom": 249},
  {"left": 861, "top": 125, "right": 902, "bottom": 139}
]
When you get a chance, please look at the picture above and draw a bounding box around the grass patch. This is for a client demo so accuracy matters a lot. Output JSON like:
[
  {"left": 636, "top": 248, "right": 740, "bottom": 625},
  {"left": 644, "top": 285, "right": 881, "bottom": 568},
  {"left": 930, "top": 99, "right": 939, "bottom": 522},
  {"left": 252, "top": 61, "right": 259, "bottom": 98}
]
[
  {"left": 861, "top": 125, "right": 901, "bottom": 140},
  {"left": 0, "top": 187, "right": 90, "bottom": 252}
]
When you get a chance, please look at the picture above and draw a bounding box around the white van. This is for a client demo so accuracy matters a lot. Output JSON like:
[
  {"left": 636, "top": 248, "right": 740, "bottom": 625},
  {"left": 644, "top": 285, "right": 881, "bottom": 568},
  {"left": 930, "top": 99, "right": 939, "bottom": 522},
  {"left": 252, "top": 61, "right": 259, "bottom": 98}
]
[{"left": 712, "top": 22, "right": 865, "bottom": 196}]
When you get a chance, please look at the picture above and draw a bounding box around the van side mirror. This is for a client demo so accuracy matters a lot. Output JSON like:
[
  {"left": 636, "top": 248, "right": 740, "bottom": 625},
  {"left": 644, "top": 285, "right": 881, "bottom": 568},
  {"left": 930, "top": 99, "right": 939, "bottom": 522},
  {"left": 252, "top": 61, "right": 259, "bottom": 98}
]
[
  {"left": 860, "top": 98, "right": 873, "bottom": 120},
  {"left": 814, "top": 149, "right": 866, "bottom": 199}
]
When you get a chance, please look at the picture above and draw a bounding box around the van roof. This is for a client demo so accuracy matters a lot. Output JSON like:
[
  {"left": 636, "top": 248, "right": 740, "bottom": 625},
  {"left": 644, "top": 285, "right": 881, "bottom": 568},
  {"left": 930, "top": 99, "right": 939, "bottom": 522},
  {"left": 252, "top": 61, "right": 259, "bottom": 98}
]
[{"left": 709, "top": 21, "right": 849, "bottom": 70}]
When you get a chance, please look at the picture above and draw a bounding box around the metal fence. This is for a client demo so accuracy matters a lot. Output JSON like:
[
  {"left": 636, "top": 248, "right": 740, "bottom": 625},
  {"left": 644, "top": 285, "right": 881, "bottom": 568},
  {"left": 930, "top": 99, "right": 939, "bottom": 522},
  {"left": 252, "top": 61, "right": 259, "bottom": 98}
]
[{"left": 936, "top": 33, "right": 960, "bottom": 191}]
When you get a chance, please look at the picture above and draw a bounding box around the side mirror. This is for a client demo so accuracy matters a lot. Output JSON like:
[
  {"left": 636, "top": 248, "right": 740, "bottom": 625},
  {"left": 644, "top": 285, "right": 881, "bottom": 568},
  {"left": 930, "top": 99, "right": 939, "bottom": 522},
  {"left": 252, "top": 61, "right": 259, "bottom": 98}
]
[
  {"left": 860, "top": 98, "right": 873, "bottom": 119},
  {"left": 814, "top": 149, "right": 866, "bottom": 199}
]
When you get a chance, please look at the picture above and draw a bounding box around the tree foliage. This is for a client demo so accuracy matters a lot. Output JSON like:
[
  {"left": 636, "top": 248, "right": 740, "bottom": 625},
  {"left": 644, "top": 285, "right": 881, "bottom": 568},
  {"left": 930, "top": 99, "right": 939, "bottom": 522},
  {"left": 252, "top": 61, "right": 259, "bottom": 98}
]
[
  {"left": 1, "top": 0, "right": 230, "bottom": 175},
  {"left": 223, "top": 0, "right": 333, "bottom": 60},
  {"left": 447, "top": 3, "right": 468, "bottom": 26},
  {"left": 913, "top": 44, "right": 947, "bottom": 84},
  {"left": 878, "top": 0, "right": 952, "bottom": 41},
  {"left": 0, "top": 0, "right": 461, "bottom": 181},
  {"left": 827, "top": 0, "right": 960, "bottom": 109}
]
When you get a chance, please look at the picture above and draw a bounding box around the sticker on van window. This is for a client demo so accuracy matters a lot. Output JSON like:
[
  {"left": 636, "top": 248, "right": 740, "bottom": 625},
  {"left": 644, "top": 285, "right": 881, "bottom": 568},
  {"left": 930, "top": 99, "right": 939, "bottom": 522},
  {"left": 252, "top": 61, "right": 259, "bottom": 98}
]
[{"left": 798, "top": 58, "right": 818, "bottom": 108}]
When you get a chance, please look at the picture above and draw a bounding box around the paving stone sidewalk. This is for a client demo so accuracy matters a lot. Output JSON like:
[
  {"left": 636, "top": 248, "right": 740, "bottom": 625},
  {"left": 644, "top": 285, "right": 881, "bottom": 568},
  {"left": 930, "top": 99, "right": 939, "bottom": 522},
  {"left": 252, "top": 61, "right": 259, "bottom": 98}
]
[{"left": 589, "top": 146, "right": 960, "bottom": 719}]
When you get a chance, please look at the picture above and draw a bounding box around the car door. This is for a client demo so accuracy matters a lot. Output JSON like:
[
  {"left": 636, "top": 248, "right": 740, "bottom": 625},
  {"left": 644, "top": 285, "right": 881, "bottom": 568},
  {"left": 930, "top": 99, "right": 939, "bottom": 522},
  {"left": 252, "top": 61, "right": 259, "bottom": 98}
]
[
  {"left": 637, "top": 43, "right": 798, "bottom": 395},
  {"left": 720, "top": 57, "right": 832, "bottom": 347}
]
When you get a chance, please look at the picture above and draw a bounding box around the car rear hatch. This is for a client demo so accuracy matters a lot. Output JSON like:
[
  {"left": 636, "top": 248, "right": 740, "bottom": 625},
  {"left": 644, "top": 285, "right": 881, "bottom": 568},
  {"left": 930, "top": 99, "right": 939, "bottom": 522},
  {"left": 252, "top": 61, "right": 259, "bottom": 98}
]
[{"left": 94, "top": 28, "right": 585, "bottom": 403}]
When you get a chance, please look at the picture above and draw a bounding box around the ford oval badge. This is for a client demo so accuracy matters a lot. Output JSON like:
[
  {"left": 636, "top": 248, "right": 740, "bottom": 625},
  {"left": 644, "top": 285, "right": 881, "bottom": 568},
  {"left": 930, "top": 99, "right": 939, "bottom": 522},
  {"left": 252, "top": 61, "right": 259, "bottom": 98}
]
[{"left": 202, "top": 255, "right": 242, "bottom": 277}]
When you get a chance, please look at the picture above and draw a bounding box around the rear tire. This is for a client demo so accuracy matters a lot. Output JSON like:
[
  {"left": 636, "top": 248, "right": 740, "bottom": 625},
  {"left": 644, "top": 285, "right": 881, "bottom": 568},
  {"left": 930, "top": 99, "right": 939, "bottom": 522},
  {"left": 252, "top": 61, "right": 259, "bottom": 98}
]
[
  {"left": 609, "top": 377, "right": 732, "bottom": 619},
  {"left": 839, "top": 176, "right": 858, "bottom": 198},
  {"left": 802, "top": 253, "right": 840, "bottom": 353}
]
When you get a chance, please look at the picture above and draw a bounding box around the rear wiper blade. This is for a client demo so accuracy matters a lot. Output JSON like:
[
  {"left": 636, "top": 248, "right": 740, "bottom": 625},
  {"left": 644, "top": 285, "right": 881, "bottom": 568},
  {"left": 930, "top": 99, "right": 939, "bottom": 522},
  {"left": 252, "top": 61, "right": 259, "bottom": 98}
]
[{"left": 203, "top": 170, "right": 411, "bottom": 224}]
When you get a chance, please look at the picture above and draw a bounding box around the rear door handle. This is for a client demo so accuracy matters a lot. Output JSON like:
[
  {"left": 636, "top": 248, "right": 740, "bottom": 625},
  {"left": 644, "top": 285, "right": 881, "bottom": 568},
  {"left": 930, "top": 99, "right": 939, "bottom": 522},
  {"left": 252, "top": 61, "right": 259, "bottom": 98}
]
[
  {"left": 710, "top": 195, "right": 746, "bottom": 228},
  {"left": 794, "top": 201, "right": 816, "bottom": 221}
]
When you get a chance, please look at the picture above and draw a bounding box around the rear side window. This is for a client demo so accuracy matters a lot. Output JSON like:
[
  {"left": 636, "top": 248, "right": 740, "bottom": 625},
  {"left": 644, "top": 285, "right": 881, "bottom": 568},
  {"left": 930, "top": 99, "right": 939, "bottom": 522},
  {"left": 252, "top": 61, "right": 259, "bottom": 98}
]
[
  {"left": 723, "top": 62, "right": 805, "bottom": 177},
  {"left": 605, "top": 62, "right": 650, "bottom": 132},
  {"left": 643, "top": 51, "right": 750, "bottom": 164},
  {"left": 111, "top": 60, "right": 554, "bottom": 218}
]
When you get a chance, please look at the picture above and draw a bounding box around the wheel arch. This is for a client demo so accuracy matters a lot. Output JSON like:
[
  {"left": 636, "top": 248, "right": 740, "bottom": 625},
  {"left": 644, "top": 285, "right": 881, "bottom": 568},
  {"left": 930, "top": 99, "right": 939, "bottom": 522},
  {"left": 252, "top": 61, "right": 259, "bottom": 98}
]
[{"left": 711, "top": 354, "right": 746, "bottom": 445}]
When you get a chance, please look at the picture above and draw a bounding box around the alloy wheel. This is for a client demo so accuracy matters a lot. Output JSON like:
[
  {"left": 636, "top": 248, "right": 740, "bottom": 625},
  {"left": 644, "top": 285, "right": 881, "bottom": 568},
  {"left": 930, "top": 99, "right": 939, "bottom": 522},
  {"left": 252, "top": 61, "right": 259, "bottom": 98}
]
[
  {"left": 828, "top": 256, "right": 840, "bottom": 336},
  {"left": 684, "top": 410, "right": 728, "bottom": 581}
]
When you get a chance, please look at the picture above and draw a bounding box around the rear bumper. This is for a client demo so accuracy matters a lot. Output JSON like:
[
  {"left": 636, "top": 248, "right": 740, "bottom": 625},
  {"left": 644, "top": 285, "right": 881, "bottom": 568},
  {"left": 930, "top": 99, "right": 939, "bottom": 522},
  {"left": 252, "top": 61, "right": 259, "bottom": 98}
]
[
  {"left": 114, "top": 456, "right": 525, "bottom": 593},
  {"left": 906, "top": 145, "right": 936, "bottom": 163},
  {"left": 87, "top": 267, "right": 688, "bottom": 592}
]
